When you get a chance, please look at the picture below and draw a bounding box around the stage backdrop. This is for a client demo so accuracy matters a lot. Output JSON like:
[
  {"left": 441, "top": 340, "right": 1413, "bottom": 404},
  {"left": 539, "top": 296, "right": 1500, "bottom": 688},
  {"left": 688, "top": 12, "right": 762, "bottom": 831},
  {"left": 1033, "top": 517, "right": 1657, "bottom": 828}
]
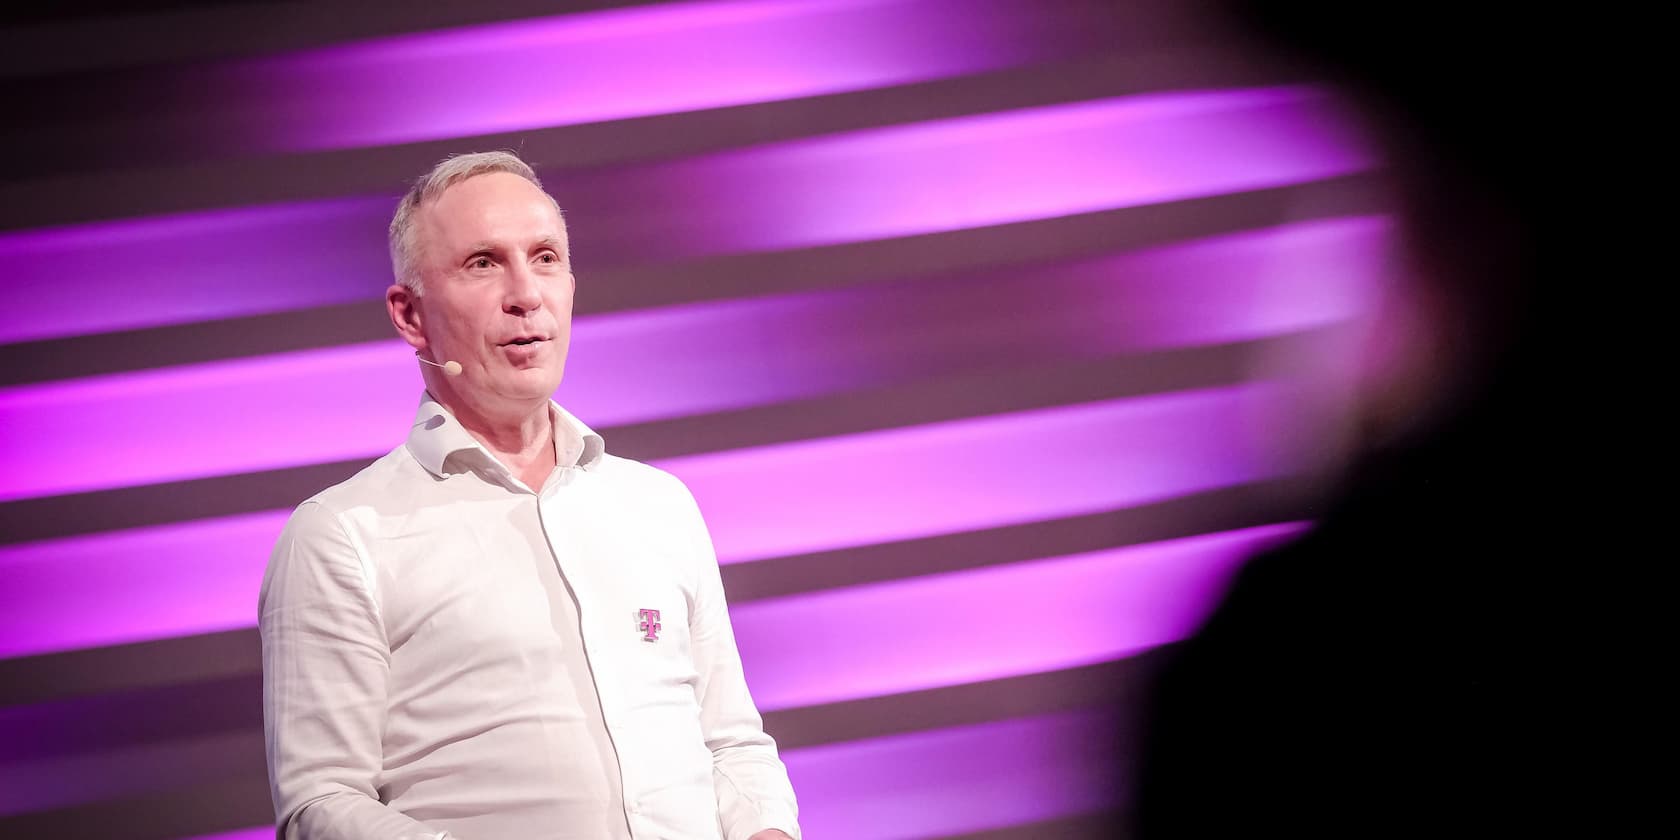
[{"left": 0, "top": 1, "right": 1395, "bottom": 837}]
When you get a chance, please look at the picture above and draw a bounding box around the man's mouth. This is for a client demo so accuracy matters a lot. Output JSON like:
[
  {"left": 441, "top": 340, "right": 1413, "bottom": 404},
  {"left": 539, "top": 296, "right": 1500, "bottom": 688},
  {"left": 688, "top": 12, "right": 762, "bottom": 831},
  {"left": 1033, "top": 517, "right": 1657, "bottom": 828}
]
[{"left": 502, "top": 336, "right": 548, "bottom": 347}]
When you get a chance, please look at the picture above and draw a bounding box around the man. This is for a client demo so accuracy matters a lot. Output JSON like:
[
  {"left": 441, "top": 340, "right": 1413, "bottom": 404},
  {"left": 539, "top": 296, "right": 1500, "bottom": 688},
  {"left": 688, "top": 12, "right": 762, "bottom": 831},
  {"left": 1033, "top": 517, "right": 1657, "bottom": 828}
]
[{"left": 259, "top": 151, "right": 800, "bottom": 840}]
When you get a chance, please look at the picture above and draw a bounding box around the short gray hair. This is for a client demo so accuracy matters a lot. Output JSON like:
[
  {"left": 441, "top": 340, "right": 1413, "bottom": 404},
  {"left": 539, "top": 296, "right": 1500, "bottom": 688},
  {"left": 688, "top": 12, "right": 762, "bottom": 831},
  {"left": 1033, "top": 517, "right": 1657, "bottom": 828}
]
[{"left": 388, "top": 151, "right": 558, "bottom": 295}]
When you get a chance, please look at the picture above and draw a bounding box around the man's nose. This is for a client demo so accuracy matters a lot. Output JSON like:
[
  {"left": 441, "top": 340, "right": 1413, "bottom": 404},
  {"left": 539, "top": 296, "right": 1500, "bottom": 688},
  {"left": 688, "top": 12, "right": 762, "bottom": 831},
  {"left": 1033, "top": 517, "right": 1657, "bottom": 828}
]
[{"left": 502, "top": 263, "right": 543, "bottom": 314}]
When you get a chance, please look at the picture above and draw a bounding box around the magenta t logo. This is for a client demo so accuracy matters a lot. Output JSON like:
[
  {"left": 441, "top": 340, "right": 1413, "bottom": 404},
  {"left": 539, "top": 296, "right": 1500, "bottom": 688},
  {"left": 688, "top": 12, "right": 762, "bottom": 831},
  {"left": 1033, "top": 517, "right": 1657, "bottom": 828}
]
[{"left": 638, "top": 608, "right": 662, "bottom": 642}]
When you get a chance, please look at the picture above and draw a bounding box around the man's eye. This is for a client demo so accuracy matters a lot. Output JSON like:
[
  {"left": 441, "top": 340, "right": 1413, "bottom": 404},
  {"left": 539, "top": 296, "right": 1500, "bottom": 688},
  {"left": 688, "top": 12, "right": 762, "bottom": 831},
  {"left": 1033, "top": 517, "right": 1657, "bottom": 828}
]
[
  {"left": 537, "top": 252, "right": 557, "bottom": 264},
  {"left": 471, "top": 257, "right": 493, "bottom": 269}
]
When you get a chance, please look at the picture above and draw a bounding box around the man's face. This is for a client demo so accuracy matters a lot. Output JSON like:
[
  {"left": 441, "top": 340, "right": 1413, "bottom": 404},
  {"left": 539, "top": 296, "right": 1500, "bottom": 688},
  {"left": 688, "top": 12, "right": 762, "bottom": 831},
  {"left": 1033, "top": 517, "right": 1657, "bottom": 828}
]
[{"left": 409, "top": 172, "right": 574, "bottom": 415}]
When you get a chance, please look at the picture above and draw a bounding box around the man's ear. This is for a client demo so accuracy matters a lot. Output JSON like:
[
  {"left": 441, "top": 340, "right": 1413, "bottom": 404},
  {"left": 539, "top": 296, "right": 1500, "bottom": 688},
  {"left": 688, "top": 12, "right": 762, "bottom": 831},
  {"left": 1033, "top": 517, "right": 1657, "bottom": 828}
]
[{"left": 387, "top": 283, "right": 427, "bottom": 350}]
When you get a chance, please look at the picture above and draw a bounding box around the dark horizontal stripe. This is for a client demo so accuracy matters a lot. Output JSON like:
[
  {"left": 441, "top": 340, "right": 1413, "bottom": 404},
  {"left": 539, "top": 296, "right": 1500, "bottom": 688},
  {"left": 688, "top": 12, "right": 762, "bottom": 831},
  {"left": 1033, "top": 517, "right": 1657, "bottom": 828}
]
[
  {"left": 0, "top": 0, "right": 665, "bottom": 79},
  {"left": 0, "top": 173, "right": 1384, "bottom": 383},
  {"left": 0, "top": 774, "right": 274, "bottom": 840},
  {"left": 0, "top": 478, "right": 1310, "bottom": 707},
  {"left": 0, "top": 459, "right": 368, "bottom": 547},
  {"left": 0, "top": 0, "right": 234, "bottom": 30},
  {"left": 765, "top": 647, "right": 1172, "bottom": 752},
  {"left": 944, "top": 813, "right": 1127, "bottom": 840},
  {"left": 0, "top": 671, "right": 262, "bottom": 764},
  {"left": 0, "top": 302, "right": 392, "bottom": 388},
  {"left": 0, "top": 628, "right": 258, "bottom": 708},
  {"left": 0, "top": 645, "right": 1169, "bottom": 765},
  {"left": 0, "top": 332, "right": 1329, "bottom": 544},
  {"left": 719, "top": 476, "right": 1316, "bottom": 604},
  {"left": 0, "top": 655, "right": 1167, "bottom": 835}
]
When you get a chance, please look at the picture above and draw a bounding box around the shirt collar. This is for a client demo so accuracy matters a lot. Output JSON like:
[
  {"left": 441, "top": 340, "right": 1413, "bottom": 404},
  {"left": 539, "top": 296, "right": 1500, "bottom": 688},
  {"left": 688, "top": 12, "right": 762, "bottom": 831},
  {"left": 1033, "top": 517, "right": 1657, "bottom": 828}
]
[{"left": 406, "top": 391, "right": 605, "bottom": 480}]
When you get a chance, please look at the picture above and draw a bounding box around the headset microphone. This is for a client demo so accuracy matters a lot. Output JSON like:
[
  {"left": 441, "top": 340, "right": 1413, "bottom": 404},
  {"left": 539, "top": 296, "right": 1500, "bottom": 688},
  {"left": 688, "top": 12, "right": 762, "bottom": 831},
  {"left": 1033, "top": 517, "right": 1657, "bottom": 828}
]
[{"left": 417, "top": 356, "right": 463, "bottom": 377}]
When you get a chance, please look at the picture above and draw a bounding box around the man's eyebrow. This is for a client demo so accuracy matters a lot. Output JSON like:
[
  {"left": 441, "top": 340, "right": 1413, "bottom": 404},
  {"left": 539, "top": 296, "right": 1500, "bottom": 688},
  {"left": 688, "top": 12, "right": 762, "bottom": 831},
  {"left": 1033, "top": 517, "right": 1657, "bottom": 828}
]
[{"left": 459, "top": 237, "right": 566, "bottom": 258}]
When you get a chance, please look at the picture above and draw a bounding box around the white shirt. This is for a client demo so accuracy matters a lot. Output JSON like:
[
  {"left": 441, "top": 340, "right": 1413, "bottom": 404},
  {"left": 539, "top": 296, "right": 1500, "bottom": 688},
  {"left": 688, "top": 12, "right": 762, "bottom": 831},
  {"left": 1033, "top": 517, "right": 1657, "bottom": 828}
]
[{"left": 259, "top": 394, "right": 800, "bottom": 840}]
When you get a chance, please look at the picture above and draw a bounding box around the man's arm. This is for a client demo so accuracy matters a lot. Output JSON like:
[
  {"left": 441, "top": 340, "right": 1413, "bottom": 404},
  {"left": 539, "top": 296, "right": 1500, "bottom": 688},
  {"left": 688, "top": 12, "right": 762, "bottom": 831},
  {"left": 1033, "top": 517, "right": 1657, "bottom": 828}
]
[
  {"left": 260, "top": 501, "right": 453, "bottom": 839},
  {"left": 675, "top": 486, "right": 802, "bottom": 840}
]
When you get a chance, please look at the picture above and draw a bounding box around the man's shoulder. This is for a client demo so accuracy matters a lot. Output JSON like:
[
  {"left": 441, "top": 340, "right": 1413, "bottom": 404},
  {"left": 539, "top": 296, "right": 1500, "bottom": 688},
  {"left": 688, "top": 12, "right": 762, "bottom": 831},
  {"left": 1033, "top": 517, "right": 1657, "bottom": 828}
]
[
  {"left": 592, "top": 452, "right": 699, "bottom": 507},
  {"left": 594, "top": 451, "right": 688, "bottom": 490},
  {"left": 295, "top": 443, "right": 423, "bottom": 516}
]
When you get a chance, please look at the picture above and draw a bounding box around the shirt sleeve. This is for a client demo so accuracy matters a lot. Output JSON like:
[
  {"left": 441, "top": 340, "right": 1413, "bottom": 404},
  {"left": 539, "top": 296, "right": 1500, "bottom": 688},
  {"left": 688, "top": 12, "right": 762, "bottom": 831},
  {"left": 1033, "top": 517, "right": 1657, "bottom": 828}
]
[
  {"left": 259, "top": 500, "right": 456, "bottom": 840},
  {"left": 677, "top": 487, "right": 803, "bottom": 840}
]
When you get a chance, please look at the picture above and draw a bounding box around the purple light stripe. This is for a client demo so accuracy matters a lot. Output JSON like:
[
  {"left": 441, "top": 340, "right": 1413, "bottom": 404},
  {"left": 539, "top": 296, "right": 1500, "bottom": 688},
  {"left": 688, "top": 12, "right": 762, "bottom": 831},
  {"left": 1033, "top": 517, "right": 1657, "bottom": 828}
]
[
  {"left": 1095, "top": 215, "right": 1393, "bottom": 348},
  {"left": 0, "top": 216, "right": 1389, "bottom": 501},
  {"left": 0, "top": 388, "right": 1301, "bottom": 659},
  {"left": 0, "top": 87, "right": 1373, "bottom": 344},
  {"left": 0, "top": 511, "right": 290, "bottom": 660},
  {"left": 738, "top": 523, "right": 1308, "bottom": 711},
  {"left": 637, "top": 85, "right": 1373, "bottom": 254},
  {"left": 0, "top": 342, "right": 422, "bottom": 502},
  {"left": 785, "top": 711, "right": 1120, "bottom": 839},
  {"left": 666, "top": 386, "right": 1300, "bottom": 565},
  {"left": 231, "top": 0, "right": 1094, "bottom": 152},
  {"left": 0, "top": 196, "right": 392, "bottom": 345}
]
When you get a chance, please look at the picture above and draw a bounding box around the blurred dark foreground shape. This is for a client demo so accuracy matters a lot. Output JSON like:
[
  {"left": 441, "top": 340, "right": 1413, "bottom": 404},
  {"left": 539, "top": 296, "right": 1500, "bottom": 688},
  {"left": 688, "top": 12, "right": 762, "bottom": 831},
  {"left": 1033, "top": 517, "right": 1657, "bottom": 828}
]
[{"left": 1130, "top": 1, "right": 1606, "bottom": 837}]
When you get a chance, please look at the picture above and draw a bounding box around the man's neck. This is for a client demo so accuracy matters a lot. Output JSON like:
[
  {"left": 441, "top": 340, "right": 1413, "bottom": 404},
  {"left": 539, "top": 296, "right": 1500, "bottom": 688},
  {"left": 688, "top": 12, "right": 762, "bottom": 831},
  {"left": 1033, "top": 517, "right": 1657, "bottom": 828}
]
[{"left": 445, "top": 397, "right": 558, "bottom": 491}]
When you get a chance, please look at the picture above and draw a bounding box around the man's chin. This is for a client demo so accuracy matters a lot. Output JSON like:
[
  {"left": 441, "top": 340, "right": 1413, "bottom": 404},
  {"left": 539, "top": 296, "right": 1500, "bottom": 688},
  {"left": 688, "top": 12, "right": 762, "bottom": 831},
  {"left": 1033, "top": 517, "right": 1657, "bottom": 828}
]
[{"left": 498, "top": 367, "right": 564, "bottom": 400}]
